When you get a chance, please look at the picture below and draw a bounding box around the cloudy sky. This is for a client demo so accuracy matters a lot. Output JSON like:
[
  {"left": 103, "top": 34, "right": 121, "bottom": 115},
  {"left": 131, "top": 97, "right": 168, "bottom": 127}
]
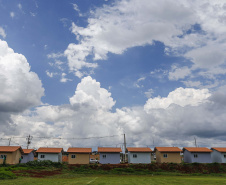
[{"left": 1, "top": 0, "right": 226, "bottom": 150}]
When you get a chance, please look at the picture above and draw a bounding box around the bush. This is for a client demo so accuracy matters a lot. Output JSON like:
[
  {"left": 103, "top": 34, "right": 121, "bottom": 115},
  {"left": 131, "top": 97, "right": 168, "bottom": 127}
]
[
  {"left": 0, "top": 171, "right": 17, "bottom": 180},
  {"left": 25, "top": 160, "right": 63, "bottom": 168}
]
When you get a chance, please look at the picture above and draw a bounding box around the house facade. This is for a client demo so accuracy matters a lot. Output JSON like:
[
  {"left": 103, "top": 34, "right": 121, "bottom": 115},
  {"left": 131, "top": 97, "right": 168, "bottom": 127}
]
[
  {"left": 21, "top": 149, "right": 34, "bottom": 163},
  {"left": 0, "top": 146, "right": 23, "bottom": 165},
  {"left": 183, "top": 147, "right": 212, "bottom": 163},
  {"left": 67, "top": 148, "right": 92, "bottom": 164},
  {"left": 127, "top": 147, "right": 152, "bottom": 164},
  {"left": 98, "top": 147, "right": 122, "bottom": 164},
  {"left": 155, "top": 147, "right": 182, "bottom": 163},
  {"left": 36, "top": 148, "right": 63, "bottom": 162},
  {"left": 211, "top": 148, "right": 226, "bottom": 163}
]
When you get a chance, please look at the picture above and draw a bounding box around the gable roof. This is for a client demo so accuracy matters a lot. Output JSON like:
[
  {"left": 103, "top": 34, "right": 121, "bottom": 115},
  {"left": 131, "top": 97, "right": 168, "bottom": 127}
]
[
  {"left": 23, "top": 149, "right": 34, "bottom": 154},
  {"left": 127, "top": 147, "right": 152, "bottom": 153},
  {"left": 183, "top": 147, "right": 212, "bottom": 153},
  {"left": 67, "top": 148, "right": 92, "bottom": 153},
  {"left": 98, "top": 147, "right": 122, "bottom": 153},
  {"left": 0, "top": 146, "right": 23, "bottom": 153},
  {"left": 211, "top": 148, "right": 226, "bottom": 153},
  {"left": 155, "top": 147, "right": 182, "bottom": 153},
  {"left": 36, "top": 147, "right": 63, "bottom": 153}
]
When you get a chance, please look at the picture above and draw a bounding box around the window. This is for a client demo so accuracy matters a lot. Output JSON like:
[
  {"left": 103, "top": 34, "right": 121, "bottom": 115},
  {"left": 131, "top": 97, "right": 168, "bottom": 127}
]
[
  {"left": 40, "top": 155, "right": 45, "bottom": 158},
  {"left": 133, "top": 154, "right": 137, "bottom": 158},
  {"left": 224, "top": 155, "right": 226, "bottom": 158},
  {"left": 21, "top": 156, "right": 23, "bottom": 159},
  {"left": 71, "top": 154, "right": 76, "bottom": 159},
  {"left": 103, "top": 154, "right": 107, "bottom": 158},
  {"left": 163, "top": 154, "right": 168, "bottom": 158},
  {"left": 0, "top": 155, "right": 7, "bottom": 159},
  {"left": 194, "top": 154, "right": 198, "bottom": 158}
]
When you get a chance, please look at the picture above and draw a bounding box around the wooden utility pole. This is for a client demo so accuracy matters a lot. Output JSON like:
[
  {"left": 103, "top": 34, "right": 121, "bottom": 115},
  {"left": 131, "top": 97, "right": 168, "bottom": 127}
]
[{"left": 8, "top": 138, "right": 11, "bottom": 146}]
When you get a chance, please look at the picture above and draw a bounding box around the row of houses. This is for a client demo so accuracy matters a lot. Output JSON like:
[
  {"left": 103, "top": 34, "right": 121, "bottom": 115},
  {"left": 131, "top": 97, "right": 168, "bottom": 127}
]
[{"left": 1, "top": 146, "right": 226, "bottom": 165}]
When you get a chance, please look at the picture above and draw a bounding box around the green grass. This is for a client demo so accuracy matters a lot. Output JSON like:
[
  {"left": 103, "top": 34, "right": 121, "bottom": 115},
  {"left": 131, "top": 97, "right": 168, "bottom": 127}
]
[
  {"left": 2, "top": 162, "right": 226, "bottom": 184},
  {"left": 2, "top": 175, "right": 226, "bottom": 185}
]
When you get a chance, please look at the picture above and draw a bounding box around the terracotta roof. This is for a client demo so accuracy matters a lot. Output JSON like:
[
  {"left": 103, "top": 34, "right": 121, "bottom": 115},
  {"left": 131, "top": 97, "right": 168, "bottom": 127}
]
[
  {"left": 36, "top": 147, "right": 63, "bottom": 153},
  {"left": 183, "top": 147, "right": 212, "bottom": 153},
  {"left": 155, "top": 147, "right": 182, "bottom": 152},
  {"left": 0, "top": 146, "right": 23, "bottom": 153},
  {"left": 211, "top": 148, "right": 226, "bottom": 153},
  {"left": 23, "top": 149, "right": 34, "bottom": 154},
  {"left": 67, "top": 148, "right": 92, "bottom": 153},
  {"left": 127, "top": 147, "right": 152, "bottom": 153},
  {"left": 98, "top": 147, "right": 122, "bottom": 153}
]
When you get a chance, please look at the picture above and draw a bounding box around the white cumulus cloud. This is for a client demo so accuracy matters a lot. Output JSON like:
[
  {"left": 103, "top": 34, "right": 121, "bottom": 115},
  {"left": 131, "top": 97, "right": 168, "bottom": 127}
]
[
  {"left": 0, "top": 39, "right": 44, "bottom": 113},
  {"left": 144, "top": 87, "right": 211, "bottom": 111},
  {"left": 70, "top": 76, "right": 115, "bottom": 110}
]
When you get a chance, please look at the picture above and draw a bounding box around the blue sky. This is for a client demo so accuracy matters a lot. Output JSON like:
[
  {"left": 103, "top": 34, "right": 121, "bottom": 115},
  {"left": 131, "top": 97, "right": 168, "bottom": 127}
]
[
  {"left": 0, "top": 0, "right": 183, "bottom": 108},
  {"left": 1, "top": 0, "right": 226, "bottom": 149}
]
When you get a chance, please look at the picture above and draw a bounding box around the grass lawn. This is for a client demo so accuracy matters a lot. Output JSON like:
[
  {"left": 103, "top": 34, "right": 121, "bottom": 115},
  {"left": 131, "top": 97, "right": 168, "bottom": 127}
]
[{"left": 2, "top": 175, "right": 226, "bottom": 185}]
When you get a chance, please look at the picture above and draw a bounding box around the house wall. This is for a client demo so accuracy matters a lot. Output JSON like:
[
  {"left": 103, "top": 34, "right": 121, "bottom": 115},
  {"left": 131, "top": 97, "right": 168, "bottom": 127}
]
[
  {"left": 0, "top": 150, "right": 22, "bottom": 164},
  {"left": 68, "top": 153, "right": 90, "bottom": 164},
  {"left": 155, "top": 150, "right": 181, "bottom": 163},
  {"left": 21, "top": 152, "right": 34, "bottom": 163},
  {"left": 211, "top": 150, "right": 222, "bottom": 163},
  {"left": 0, "top": 152, "right": 12, "bottom": 164},
  {"left": 190, "top": 152, "right": 212, "bottom": 163},
  {"left": 38, "top": 153, "right": 62, "bottom": 162},
  {"left": 128, "top": 152, "right": 151, "bottom": 164},
  {"left": 211, "top": 150, "right": 226, "bottom": 163},
  {"left": 99, "top": 153, "right": 120, "bottom": 164},
  {"left": 183, "top": 150, "right": 192, "bottom": 163}
]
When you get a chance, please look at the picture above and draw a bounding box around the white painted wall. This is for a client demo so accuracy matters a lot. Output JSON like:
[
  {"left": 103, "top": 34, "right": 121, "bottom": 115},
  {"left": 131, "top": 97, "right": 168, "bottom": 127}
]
[
  {"left": 38, "top": 153, "right": 62, "bottom": 162},
  {"left": 211, "top": 150, "right": 226, "bottom": 163},
  {"left": 128, "top": 152, "right": 151, "bottom": 164}
]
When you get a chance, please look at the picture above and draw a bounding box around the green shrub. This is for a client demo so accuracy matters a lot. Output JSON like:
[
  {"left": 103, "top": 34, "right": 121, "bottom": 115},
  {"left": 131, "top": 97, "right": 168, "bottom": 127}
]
[{"left": 0, "top": 171, "right": 17, "bottom": 180}]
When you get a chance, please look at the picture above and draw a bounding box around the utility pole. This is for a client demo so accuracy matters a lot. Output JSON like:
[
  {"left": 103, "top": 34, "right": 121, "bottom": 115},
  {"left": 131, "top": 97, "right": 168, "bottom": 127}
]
[
  {"left": 8, "top": 138, "right": 11, "bottom": 146},
  {"left": 124, "top": 133, "right": 127, "bottom": 163},
  {"left": 194, "top": 137, "right": 197, "bottom": 147},
  {"left": 26, "top": 135, "right": 33, "bottom": 149}
]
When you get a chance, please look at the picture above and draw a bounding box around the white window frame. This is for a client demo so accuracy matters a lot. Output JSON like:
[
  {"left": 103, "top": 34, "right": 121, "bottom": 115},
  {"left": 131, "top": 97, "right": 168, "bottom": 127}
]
[
  {"left": 133, "top": 154, "right": 137, "bottom": 158},
  {"left": 71, "top": 154, "right": 76, "bottom": 159},
  {"left": 224, "top": 154, "right": 226, "bottom": 158},
  {"left": 194, "top": 154, "right": 198, "bottom": 158},
  {"left": 40, "top": 154, "right": 45, "bottom": 159},
  {"left": 163, "top": 154, "right": 168, "bottom": 158},
  {"left": 103, "top": 154, "right": 107, "bottom": 158}
]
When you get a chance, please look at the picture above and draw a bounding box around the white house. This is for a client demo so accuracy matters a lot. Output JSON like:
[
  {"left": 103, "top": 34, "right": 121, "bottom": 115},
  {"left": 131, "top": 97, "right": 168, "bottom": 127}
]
[
  {"left": 211, "top": 148, "right": 226, "bottom": 163},
  {"left": 127, "top": 147, "right": 152, "bottom": 164},
  {"left": 36, "top": 147, "right": 63, "bottom": 162}
]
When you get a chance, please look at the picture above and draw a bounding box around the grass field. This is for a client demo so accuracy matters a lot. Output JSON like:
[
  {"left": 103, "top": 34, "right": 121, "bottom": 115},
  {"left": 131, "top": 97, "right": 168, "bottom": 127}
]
[
  {"left": 2, "top": 162, "right": 226, "bottom": 184},
  {"left": 2, "top": 174, "right": 226, "bottom": 185}
]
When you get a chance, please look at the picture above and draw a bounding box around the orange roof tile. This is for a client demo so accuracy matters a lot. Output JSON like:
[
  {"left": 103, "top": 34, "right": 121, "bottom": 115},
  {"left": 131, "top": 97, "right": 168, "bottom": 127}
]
[
  {"left": 67, "top": 148, "right": 92, "bottom": 153},
  {"left": 22, "top": 149, "right": 34, "bottom": 154},
  {"left": 127, "top": 147, "right": 152, "bottom": 152},
  {"left": 211, "top": 148, "right": 226, "bottom": 152},
  {"left": 0, "top": 146, "right": 23, "bottom": 153},
  {"left": 36, "top": 147, "right": 63, "bottom": 153},
  {"left": 183, "top": 147, "right": 212, "bottom": 153},
  {"left": 155, "top": 147, "right": 182, "bottom": 152},
  {"left": 98, "top": 147, "right": 122, "bottom": 153}
]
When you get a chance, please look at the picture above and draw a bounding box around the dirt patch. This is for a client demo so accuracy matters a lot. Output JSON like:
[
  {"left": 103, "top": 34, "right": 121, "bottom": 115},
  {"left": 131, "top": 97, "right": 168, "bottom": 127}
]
[{"left": 12, "top": 169, "right": 62, "bottom": 178}]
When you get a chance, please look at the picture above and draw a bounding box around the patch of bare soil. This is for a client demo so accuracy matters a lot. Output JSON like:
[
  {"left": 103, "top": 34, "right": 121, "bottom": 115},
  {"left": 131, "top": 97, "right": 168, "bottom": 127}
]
[{"left": 12, "top": 169, "right": 62, "bottom": 178}]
